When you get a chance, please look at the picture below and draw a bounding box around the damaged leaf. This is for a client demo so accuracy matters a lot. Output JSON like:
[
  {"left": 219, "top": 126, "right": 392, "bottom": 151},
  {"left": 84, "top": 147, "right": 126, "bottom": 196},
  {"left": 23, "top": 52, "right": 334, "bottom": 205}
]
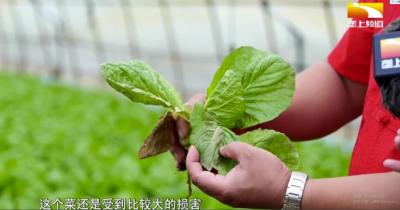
[{"left": 138, "top": 112, "right": 176, "bottom": 159}]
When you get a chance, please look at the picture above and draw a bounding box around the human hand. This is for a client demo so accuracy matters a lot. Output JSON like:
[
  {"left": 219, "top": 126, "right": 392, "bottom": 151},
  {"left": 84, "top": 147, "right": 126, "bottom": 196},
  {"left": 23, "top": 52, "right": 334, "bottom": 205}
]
[
  {"left": 186, "top": 142, "right": 291, "bottom": 209},
  {"left": 170, "top": 93, "right": 205, "bottom": 170},
  {"left": 383, "top": 129, "right": 400, "bottom": 172}
]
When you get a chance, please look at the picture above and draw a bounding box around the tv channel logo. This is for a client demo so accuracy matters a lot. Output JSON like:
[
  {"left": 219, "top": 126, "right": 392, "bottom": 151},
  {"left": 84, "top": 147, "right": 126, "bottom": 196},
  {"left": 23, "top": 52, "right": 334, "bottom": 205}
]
[
  {"left": 381, "top": 37, "right": 400, "bottom": 60},
  {"left": 347, "top": 3, "right": 383, "bottom": 19},
  {"left": 390, "top": 0, "right": 400, "bottom": 5}
]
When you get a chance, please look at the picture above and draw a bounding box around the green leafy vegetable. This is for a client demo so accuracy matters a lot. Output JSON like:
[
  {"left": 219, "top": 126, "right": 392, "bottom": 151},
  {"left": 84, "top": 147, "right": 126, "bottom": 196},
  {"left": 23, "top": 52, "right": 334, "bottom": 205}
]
[
  {"left": 204, "top": 70, "right": 245, "bottom": 129},
  {"left": 101, "top": 61, "right": 188, "bottom": 160},
  {"left": 101, "top": 61, "right": 184, "bottom": 113},
  {"left": 207, "top": 47, "right": 295, "bottom": 128},
  {"left": 190, "top": 104, "right": 237, "bottom": 174},
  {"left": 101, "top": 46, "right": 298, "bottom": 178},
  {"left": 238, "top": 129, "right": 299, "bottom": 170},
  {"left": 189, "top": 104, "right": 298, "bottom": 174}
]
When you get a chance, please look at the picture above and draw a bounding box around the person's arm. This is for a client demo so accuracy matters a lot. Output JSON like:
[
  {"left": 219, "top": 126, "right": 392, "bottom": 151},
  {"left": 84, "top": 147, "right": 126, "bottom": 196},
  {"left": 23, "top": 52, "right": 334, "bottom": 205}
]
[
  {"left": 241, "top": 61, "right": 367, "bottom": 141},
  {"left": 186, "top": 142, "right": 400, "bottom": 210},
  {"left": 303, "top": 172, "right": 400, "bottom": 210}
]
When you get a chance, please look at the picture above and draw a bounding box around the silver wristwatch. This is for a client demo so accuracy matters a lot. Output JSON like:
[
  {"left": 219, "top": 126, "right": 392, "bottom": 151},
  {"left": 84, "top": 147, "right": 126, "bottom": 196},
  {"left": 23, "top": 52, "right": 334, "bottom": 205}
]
[{"left": 282, "top": 171, "right": 308, "bottom": 210}]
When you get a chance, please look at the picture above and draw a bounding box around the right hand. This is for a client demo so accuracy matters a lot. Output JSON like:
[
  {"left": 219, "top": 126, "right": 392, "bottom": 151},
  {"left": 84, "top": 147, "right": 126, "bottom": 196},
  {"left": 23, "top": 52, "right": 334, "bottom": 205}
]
[
  {"left": 170, "top": 93, "right": 205, "bottom": 170},
  {"left": 186, "top": 142, "right": 291, "bottom": 209}
]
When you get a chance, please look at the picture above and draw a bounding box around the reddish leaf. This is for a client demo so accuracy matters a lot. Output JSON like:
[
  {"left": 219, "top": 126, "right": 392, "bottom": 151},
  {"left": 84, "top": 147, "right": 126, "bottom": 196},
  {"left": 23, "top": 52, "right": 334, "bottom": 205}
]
[{"left": 138, "top": 113, "right": 176, "bottom": 159}]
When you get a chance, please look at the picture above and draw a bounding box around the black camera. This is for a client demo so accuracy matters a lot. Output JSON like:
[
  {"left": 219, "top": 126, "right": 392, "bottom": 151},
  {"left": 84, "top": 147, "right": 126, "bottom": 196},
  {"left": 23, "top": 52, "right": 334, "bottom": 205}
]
[{"left": 374, "top": 19, "right": 400, "bottom": 117}]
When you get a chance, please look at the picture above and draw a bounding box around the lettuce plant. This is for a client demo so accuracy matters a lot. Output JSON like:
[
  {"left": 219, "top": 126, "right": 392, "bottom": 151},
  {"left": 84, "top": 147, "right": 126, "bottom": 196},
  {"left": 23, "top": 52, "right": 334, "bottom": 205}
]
[{"left": 101, "top": 46, "right": 299, "bottom": 176}]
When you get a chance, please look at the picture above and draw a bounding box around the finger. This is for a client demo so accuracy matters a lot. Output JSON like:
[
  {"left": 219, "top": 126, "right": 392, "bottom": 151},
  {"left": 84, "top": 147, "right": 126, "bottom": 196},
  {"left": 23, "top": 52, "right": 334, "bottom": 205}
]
[
  {"left": 394, "top": 136, "right": 400, "bottom": 150},
  {"left": 193, "top": 171, "right": 227, "bottom": 199},
  {"left": 383, "top": 159, "right": 400, "bottom": 172},
  {"left": 186, "top": 145, "right": 202, "bottom": 175},
  {"left": 397, "top": 128, "right": 400, "bottom": 136},
  {"left": 186, "top": 146, "right": 227, "bottom": 197},
  {"left": 219, "top": 142, "right": 254, "bottom": 162},
  {"left": 185, "top": 93, "right": 205, "bottom": 107}
]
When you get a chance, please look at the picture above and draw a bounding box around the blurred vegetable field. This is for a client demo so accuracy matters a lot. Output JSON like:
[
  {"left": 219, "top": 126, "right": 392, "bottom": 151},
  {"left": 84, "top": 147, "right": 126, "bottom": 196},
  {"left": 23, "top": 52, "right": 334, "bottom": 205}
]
[{"left": 0, "top": 71, "right": 351, "bottom": 209}]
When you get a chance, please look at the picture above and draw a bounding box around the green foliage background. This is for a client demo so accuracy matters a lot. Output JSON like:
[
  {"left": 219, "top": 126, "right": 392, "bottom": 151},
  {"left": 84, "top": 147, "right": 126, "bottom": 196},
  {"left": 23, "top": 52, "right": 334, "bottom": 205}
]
[{"left": 0, "top": 71, "right": 351, "bottom": 209}]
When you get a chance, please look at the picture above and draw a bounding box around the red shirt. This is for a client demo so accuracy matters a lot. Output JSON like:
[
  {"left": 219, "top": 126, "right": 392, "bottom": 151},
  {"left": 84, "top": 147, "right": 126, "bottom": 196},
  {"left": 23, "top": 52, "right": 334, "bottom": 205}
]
[{"left": 328, "top": 0, "right": 400, "bottom": 175}]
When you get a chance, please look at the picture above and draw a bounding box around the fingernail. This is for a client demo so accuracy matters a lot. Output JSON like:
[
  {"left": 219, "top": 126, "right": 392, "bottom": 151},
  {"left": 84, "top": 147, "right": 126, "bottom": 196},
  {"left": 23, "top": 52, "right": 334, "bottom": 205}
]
[
  {"left": 395, "top": 136, "right": 400, "bottom": 147},
  {"left": 189, "top": 145, "right": 196, "bottom": 151},
  {"left": 383, "top": 159, "right": 391, "bottom": 167},
  {"left": 395, "top": 136, "right": 400, "bottom": 143},
  {"left": 395, "top": 138, "right": 400, "bottom": 150},
  {"left": 219, "top": 146, "right": 226, "bottom": 155},
  {"left": 383, "top": 159, "right": 396, "bottom": 167}
]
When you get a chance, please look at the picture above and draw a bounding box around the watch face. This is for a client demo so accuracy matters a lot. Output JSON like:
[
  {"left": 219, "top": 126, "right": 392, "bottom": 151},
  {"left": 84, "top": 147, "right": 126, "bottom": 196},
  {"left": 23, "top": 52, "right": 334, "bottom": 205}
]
[{"left": 373, "top": 31, "right": 400, "bottom": 78}]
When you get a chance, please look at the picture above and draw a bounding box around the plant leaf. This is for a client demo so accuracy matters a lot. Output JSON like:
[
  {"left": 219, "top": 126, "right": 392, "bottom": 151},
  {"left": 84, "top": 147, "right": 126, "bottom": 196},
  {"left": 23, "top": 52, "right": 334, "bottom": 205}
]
[
  {"left": 207, "top": 46, "right": 295, "bottom": 128},
  {"left": 238, "top": 129, "right": 299, "bottom": 170},
  {"left": 138, "top": 112, "right": 176, "bottom": 159},
  {"left": 205, "top": 70, "right": 245, "bottom": 129},
  {"left": 190, "top": 104, "right": 237, "bottom": 175},
  {"left": 101, "top": 61, "right": 184, "bottom": 112}
]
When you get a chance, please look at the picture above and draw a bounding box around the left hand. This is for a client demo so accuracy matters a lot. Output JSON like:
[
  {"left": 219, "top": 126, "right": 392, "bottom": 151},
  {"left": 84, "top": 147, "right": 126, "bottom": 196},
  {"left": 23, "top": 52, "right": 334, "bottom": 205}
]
[
  {"left": 383, "top": 129, "right": 400, "bottom": 172},
  {"left": 186, "top": 142, "right": 291, "bottom": 209},
  {"left": 169, "top": 93, "right": 205, "bottom": 170}
]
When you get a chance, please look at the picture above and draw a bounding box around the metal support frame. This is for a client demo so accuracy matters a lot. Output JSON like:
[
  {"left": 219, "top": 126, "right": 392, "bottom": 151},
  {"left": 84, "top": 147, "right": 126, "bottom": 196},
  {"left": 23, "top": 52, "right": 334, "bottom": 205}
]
[
  {"left": 260, "top": 1, "right": 305, "bottom": 72},
  {"left": 8, "top": 0, "right": 27, "bottom": 72},
  {"left": 0, "top": 0, "right": 337, "bottom": 86},
  {"left": 85, "top": 0, "right": 107, "bottom": 65},
  {"left": 158, "top": 0, "right": 186, "bottom": 97},
  {"left": 0, "top": 4, "right": 8, "bottom": 65},
  {"left": 56, "top": 0, "right": 81, "bottom": 80},
  {"left": 31, "top": 0, "right": 51, "bottom": 74},
  {"left": 260, "top": 0, "right": 279, "bottom": 54},
  {"left": 206, "top": 0, "right": 225, "bottom": 62},
  {"left": 322, "top": 0, "right": 338, "bottom": 47},
  {"left": 119, "top": 0, "right": 141, "bottom": 59}
]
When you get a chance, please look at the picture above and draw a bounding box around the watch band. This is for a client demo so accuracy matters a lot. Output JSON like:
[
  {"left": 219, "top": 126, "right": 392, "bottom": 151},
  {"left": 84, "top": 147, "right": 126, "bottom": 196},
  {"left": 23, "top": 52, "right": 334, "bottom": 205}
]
[{"left": 282, "top": 171, "right": 308, "bottom": 210}]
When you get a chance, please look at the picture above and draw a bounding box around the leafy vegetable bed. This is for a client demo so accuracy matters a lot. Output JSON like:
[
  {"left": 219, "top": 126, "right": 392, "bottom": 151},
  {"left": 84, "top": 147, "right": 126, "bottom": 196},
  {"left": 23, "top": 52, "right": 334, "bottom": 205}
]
[
  {"left": 0, "top": 71, "right": 228, "bottom": 209},
  {"left": 0, "top": 70, "right": 350, "bottom": 209}
]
